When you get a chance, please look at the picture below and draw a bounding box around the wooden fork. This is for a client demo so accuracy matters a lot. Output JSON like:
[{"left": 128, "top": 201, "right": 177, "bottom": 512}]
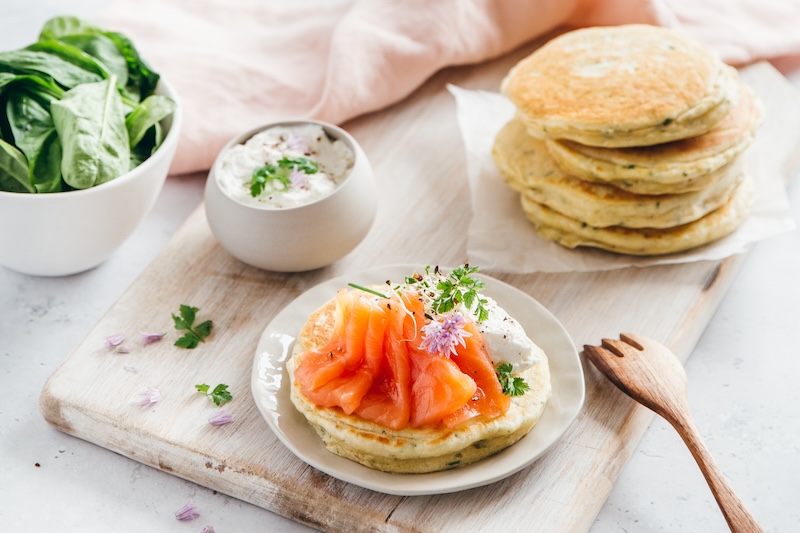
[{"left": 583, "top": 333, "right": 763, "bottom": 533}]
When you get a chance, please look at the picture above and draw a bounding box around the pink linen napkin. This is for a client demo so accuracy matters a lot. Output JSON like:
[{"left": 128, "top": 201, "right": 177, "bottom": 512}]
[{"left": 98, "top": 0, "right": 800, "bottom": 175}]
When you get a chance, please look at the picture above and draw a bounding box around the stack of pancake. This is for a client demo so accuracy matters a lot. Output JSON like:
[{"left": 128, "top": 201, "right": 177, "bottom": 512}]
[{"left": 493, "top": 24, "right": 763, "bottom": 256}]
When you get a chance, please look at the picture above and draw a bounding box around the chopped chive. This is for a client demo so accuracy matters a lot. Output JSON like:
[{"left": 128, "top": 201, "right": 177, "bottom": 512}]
[{"left": 347, "top": 283, "right": 388, "bottom": 298}]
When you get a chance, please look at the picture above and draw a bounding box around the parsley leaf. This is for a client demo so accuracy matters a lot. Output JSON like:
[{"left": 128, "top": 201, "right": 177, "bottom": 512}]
[
  {"left": 250, "top": 156, "right": 319, "bottom": 197},
  {"left": 195, "top": 383, "right": 232, "bottom": 406},
  {"left": 431, "top": 264, "right": 489, "bottom": 322},
  {"left": 171, "top": 304, "right": 213, "bottom": 349},
  {"left": 496, "top": 363, "right": 530, "bottom": 396}
]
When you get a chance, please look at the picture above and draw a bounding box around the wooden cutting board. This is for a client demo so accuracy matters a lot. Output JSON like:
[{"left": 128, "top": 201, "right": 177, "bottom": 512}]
[{"left": 40, "top": 36, "right": 753, "bottom": 532}]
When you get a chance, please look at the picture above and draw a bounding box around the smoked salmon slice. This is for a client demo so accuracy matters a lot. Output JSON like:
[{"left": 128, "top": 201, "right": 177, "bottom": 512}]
[
  {"left": 294, "top": 288, "right": 512, "bottom": 430},
  {"left": 354, "top": 298, "right": 412, "bottom": 429},
  {"left": 443, "top": 320, "right": 510, "bottom": 427}
]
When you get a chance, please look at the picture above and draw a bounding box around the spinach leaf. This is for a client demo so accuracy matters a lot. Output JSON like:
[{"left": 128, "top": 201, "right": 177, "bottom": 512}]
[
  {"left": 25, "top": 40, "right": 109, "bottom": 80},
  {"left": 101, "top": 31, "right": 160, "bottom": 102},
  {"left": 126, "top": 94, "right": 175, "bottom": 148},
  {"left": 51, "top": 34, "right": 129, "bottom": 89},
  {"left": 130, "top": 122, "right": 162, "bottom": 168},
  {"left": 51, "top": 76, "right": 130, "bottom": 189},
  {"left": 38, "top": 16, "right": 100, "bottom": 41},
  {"left": 0, "top": 49, "right": 102, "bottom": 90},
  {"left": 6, "top": 89, "right": 63, "bottom": 193},
  {"left": 39, "top": 16, "right": 159, "bottom": 102},
  {"left": 0, "top": 138, "right": 33, "bottom": 193},
  {"left": 0, "top": 71, "right": 64, "bottom": 99}
]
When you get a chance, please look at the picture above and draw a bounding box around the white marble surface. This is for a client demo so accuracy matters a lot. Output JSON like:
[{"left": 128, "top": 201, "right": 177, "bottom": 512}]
[{"left": 2, "top": 3, "right": 799, "bottom": 532}]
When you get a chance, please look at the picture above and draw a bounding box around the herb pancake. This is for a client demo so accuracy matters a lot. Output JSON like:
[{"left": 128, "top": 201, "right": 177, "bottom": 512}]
[
  {"left": 544, "top": 83, "right": 762, "bottom": 189},
  {"left": 492, "top": 117, "right": 744, "bottom": 229},
  {"left": 501, "top": 24, "right": 739, "bottom": 148},
  {"left": 519, "top": 175, "right": 755, "bottom": 256},
  {"left": 287, "top": 293, "right": 552, "bottom": 474}
]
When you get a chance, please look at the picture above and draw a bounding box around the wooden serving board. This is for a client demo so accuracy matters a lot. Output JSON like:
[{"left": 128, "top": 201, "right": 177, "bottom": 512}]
[{"left": 40, "top": 37, "right": 752, "bottom": 532}]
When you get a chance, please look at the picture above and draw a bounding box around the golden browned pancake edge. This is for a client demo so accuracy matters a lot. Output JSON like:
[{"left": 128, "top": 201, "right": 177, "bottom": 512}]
[{"left": 501, "top": 24, "right": 738, "bottom": 147}]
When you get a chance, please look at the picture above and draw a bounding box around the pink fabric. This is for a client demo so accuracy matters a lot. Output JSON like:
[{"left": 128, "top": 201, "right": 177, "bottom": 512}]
[{"left": 98, "top": 0, "right": 800, "bottom": 175}]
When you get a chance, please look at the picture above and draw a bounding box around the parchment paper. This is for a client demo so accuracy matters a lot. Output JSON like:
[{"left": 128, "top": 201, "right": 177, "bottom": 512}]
[{"left": 450, "top": 62, "right": 800, "bottom": 273}]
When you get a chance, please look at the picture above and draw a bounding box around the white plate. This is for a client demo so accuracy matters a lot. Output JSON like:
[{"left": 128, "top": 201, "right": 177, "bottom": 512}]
[{"left": 251, "top": 264, "right": 585, "bottom": 495}]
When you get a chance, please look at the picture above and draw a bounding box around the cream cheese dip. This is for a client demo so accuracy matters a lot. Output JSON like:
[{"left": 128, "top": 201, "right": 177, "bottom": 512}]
[{"left": 216, "top": 124, "right": 355, "bottom": 209}]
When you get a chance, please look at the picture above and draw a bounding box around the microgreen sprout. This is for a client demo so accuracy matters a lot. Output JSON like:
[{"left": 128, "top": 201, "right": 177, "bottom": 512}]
[{"left": 431, "top": 264, "right": 489, "bottom": 322}]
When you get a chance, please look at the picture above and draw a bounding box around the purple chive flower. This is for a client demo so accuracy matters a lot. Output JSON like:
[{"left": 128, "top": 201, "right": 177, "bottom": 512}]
[
  {"left": 201, "top": 527, "right": 215, "bottom": 533},
  {"left": 105, "top": 332, "right": 125, "bottom": 350},
  {"left": 208, "top": 410, "right": 233, "bottom": 426},
  {"left": 285, "top": 131, "right": 307, "bottom": 153},
  {"left": 288, "top": 167, "right": 308, "bottom": 188},
  {"left": 140, "top": 331, "right": 166, "bottom": 345},
  {"left": 134, "top": 386, "right": 161, "bottom": 407},
  {"left": 175, "top": 500, "right": 199, "bottom": 521},
  {"left": 420, "top": 312, "right": 472, "bottom": 356}
]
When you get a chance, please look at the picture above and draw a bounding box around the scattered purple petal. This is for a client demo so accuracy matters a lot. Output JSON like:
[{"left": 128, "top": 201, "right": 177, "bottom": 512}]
[
  {"left": 175, "top": 500, "right": 199, "bottom": 521},
  {"left": 208, "top": 410, "right": 233, "bottom": 426},
  {"left": 105, "top": 332, "right": 125, "bottom": 350},
  {"left": 201, "top": 526, "right": 215, "bottom": 533},
  {"left": 288, "top": 167, "right": 308, "bottom": 188},
  {"left": 140, "top": 331, "right": 166, "bottom": 345},
  {"left": 285, "top": 131, "right": 307, "bottom": 153},
  {"left": 420, "top": 312, "right": 472, "bottom": 356},
  {"left": 134, "top": 386, "right": 160, "bottom": 407},
  {"left": 123, "top": 365, "right": 139, "bottom": 373}
]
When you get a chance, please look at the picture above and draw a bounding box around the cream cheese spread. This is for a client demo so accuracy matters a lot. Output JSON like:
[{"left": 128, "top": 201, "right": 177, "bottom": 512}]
[
  {"left": 474, "top": 296, "right": 541, "bottom": 371},
  {"left": 216, "top": 124, "right": 354, "bottom": 209}
]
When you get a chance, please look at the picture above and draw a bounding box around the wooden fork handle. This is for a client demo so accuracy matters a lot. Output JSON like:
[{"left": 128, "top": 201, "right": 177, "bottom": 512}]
[{"left": 671, "top": 414, "right": 764, "bottom": 533}]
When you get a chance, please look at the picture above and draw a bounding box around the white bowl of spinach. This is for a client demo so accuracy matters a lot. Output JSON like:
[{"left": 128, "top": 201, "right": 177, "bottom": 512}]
[{"left": 0, "top": 16, "right": 181, "bottom": 276}]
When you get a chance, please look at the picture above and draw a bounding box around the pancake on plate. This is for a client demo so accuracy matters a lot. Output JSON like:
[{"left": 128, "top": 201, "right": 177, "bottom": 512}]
[
  {"left": 492, "top": 117, "right": 745, "bottom": 229},
  {"left": 520, "top": 174, "right": 755, "bottom": 256},
  {"left": 501, "top": 24, "right": 739, "bottom": 148},
  {"left": 544, "top": 83, "right": 763, "bottom": 190},
  {"left": 287, "top": 266, "right": 552, "bottom": 473}
]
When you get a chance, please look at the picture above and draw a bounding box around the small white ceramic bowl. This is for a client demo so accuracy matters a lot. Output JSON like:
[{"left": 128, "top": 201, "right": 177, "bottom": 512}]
[
  {"left": 204, "top": 120, "right": 377, "bottom": 272},
  {"left": 0, "top": 79, "right": 182, "bottom": 277}
]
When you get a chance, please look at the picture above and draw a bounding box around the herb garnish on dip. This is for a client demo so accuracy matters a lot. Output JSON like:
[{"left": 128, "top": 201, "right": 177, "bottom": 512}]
[{"left": 215, "top": 124, "right": 354, "bottom": 209}]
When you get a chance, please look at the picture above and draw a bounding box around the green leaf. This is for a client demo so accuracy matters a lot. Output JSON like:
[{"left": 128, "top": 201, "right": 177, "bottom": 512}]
[
  {"left": 38, "top": 16, "right": 101, "bottom": 41},
  {"left": 172, "top": 304, "right": 212, "bottom": 349},
  {"left": 209, "top": 384, "right": 232, "bottom": 406},
  {"left": 6, "top": 88, "right": 63, "bottom": 193},
  {"left": 179, "top": 304, "right": 197, "bottom": 325},
  {"left": 0, "top": 71, "right": 64, "bottom": 99},
  {"left": 125, "top": 94, "right": 175, "bottom": 148},
  {"left": 277, "top": 156, "right": 318, "bottom": 174},
  {"left": 51, "top": 75, "right": 130, "bottom": 189},
  {"left": 0, "top": 138, "right": 33, "bottom": 193},
  {"left": 0, "top": 49, "right": 103, "bottom": 90},
  {"left": 25, "top": 40, "right": 110, "bottom": 81},
  {"left": 195, "top": 383, "right": 233, "bottom": 406},
  {"left": 102, "top": 30, "right": 160, "bottom": 101},
  {"left": 175, "top": 332, "right": 199, "bottom": 349},
  {"left": 195, "top": 320, "right": 213, "bottom": 338},
  {"left": 38, "top": 16, "right": 160, "bottom": 102},
  {"left": 496, "top": 363, "right": 530, "bottom": 397}
]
